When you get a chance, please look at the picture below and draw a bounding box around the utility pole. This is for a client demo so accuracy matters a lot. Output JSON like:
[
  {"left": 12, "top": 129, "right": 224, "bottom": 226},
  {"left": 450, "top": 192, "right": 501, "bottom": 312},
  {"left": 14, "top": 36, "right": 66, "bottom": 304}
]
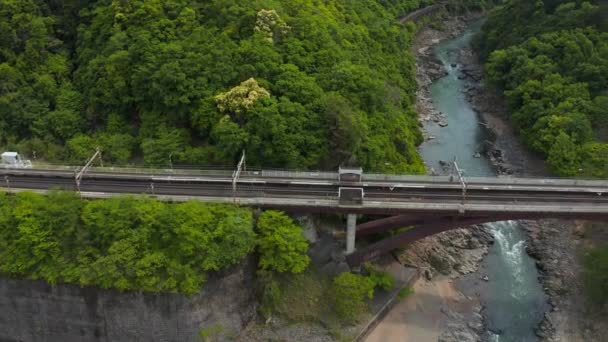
[
  {"left": 232, "top": 150, "right": 246, "bottom": 202},
  {"left": 75, "top": 147, "right": 102, "bottom": 193},
  {"left": 452, "top": 157, "right": 467, "bottom": 214}
]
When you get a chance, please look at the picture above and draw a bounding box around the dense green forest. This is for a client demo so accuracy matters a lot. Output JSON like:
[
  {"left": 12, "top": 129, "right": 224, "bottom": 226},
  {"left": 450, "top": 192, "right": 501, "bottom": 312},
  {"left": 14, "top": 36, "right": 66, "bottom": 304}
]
[
  {"left": 480, "top": 0, "right": 608, "bottom": 305},
  {"left": 0, "top": 191, "right": 313, "bottom": 295},
  {"left": 480, "top": 0, "right": 608, "bottom": 176},
  {"left": 0, "top": 191, "right": 255, "bottom": 294},
  {"left": 0, "top": 0, "right": 435, "bottom": 173}
]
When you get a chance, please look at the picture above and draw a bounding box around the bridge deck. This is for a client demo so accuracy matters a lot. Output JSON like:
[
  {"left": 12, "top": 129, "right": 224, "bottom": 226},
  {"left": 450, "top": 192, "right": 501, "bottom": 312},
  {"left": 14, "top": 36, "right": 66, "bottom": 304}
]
[{"left": 1, "top": 166, "right": 607, "bottom": 216}]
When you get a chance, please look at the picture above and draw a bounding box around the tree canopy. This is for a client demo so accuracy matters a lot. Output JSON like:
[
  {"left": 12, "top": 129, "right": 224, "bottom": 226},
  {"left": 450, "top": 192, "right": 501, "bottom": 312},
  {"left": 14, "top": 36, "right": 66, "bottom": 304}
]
[
  {"left": 256, "top": 210, "right": 310, "bottom": 273},
  {"left": 481, "top": 1, "right": 608, "bottom": 177},
  {"left": 0, "top": 0, "right": 430, "bottom": 173},
  {"left": 0, "top": 191, "right": 255, "bottom": 295}
]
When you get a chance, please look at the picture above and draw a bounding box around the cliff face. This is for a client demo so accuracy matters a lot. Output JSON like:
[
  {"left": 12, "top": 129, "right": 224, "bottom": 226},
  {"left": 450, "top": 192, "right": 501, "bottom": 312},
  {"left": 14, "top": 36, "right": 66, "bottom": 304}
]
[{"left": 0, "top": 259, "right": 257, "bottom": 342}]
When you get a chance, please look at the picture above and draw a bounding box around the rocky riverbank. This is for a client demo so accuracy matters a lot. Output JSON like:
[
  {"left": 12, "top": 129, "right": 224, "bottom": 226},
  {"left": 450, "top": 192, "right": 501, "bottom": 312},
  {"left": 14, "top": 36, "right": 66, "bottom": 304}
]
[
  {"left": 372, "top": 13, "right": 498, "bottom": 342},
  {"left": 454, "top": 38, "right": 547, "bottom": 177},
  {"left": 392, "top": 226, "right": 495, "bottom": 342},
  {"left": 449, "top": 17, "right": 608, "bottom": 342},
  {"left": 414, "top": 13, "right": 546, "bottom": 178},
  {"left": 524, "top": 220, "right": 608, "bottom": 342},
  {"left": 413, "top": 12, "right": 555, "bottom": 342},
  {"left": 415, "top": 12, "right": 607, "bottom": 342}
]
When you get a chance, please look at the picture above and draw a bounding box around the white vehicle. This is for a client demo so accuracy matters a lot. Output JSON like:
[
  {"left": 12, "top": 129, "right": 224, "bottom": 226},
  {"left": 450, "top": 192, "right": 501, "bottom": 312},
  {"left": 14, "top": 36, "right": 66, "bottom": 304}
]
[{"left": 1, "top": 152, "right": 32, "bottom": 169}]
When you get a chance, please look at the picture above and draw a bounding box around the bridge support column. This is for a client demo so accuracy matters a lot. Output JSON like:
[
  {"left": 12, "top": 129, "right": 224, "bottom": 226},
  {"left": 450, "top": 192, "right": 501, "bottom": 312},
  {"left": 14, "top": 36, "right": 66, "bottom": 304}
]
[{"left": 346, "top": 214, "right": 357, "bottom": 255}]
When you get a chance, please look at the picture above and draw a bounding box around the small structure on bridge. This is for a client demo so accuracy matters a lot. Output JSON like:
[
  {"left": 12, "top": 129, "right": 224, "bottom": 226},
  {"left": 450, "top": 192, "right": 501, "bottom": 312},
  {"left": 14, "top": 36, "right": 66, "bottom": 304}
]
[
  {"left": 338, "top": 167, "right": 364, "bottom": 255},
  {"left": 339, "top": 187, "right": 364, "bottom": 205},
  {"left": 339, "top": 166, "right": 363, "bottom": 182}
]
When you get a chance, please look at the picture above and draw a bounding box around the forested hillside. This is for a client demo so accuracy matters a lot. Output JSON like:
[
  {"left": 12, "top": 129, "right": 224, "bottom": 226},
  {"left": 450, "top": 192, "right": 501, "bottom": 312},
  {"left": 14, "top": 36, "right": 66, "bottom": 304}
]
[
  {"left": 0, "top": 0, "right": 434, "bottom": 173},
  {"left": 0, "top": 191, "right": 256, "bottom": 294},
  {"left": 480, "top": 0, "right": 608, "bottom": 177}
]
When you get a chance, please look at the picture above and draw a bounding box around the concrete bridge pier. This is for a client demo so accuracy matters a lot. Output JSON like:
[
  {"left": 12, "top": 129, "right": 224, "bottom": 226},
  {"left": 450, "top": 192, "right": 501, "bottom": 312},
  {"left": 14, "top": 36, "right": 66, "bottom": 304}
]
[{"left": 346, "top": 214, "right": 357, "bottom": 254}]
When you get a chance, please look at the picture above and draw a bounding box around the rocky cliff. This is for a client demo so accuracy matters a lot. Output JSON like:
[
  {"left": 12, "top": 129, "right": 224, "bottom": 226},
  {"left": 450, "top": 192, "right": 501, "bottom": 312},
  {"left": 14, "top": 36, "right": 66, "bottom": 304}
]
[{"left": 0, "top": 258, "right": 257, "bottom": 342}]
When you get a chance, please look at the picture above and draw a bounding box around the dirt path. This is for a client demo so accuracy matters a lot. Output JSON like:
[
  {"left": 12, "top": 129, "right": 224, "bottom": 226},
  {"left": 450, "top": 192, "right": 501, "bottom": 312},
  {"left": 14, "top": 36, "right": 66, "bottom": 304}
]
[
  {"left": 365, "top": 277, "right": 478, "bottom": 342},
  {"left": 365, "top": 279, "right": 446, "bottom": 342}
]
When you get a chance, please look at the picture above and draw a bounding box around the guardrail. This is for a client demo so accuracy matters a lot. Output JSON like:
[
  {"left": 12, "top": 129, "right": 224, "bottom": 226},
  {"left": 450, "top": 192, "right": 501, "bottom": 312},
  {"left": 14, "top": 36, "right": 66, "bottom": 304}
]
[{"left": 5, "top": 164, "right": 608, "bottom": 189}]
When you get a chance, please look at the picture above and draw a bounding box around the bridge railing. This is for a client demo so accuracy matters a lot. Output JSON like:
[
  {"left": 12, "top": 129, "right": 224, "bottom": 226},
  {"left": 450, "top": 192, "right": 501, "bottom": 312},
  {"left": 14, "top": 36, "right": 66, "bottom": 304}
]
[
  {"left": 26, "top": 163, "right": 340, "bottom": 180},
  {"left": 363, "top": 173, "right": 608, "bottom": 188},
  {"left": 14, "top": 163, "right": 608, "bottom": 188},
  {"left": 462, "top": 176, "right": 608, "bottom": 188},
  {"left": 249, "top": 170, "right": 337, "bottom": 180}
]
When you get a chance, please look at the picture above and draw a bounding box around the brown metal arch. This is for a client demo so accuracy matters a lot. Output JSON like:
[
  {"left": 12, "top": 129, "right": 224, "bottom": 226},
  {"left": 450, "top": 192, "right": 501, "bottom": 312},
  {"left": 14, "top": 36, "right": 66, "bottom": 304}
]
[{"left": 347, "top": 213, "right": 608, "bottom": 266}]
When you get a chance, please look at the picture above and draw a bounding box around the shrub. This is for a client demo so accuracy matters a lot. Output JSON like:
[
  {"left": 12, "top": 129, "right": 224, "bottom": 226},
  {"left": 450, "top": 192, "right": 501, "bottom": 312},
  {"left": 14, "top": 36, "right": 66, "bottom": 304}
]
[
  {"left": 398, "top": 286, "right": 414, "bottom": 299},
  {"left": 257, "top": 270, "right": 282, "bottom": 319},
  {"left": 256, "top": 210, "right": 310, "bottom": 273},
  {"left": 363, "top": 262, "right": 396, "bottom": 291},
  {"left": 331, "top": 272, "right": 375, "bottom": 323},
  {"left": 582, "top": 245, "right": 608, "bottom": 305}
]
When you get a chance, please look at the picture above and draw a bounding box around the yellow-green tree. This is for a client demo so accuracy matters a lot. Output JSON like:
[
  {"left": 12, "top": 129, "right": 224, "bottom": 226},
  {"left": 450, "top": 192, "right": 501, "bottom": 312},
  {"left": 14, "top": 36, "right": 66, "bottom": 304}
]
[{"left": 256, "top": 210, "right": 310, "bottom": 273}]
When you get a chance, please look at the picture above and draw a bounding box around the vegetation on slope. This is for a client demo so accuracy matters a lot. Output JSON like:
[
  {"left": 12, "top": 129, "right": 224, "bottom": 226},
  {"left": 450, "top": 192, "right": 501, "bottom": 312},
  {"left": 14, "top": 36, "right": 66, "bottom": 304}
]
[
  {"left": 0, "top": 0, "right": 432, "bottom": 173},
  {"left": 480, "top": 0, "right": 608, "bottom": 309},
  {"left": 479, "top": 0, "right": 608, "bottom": 176},
  {"left": 256, "top": 210, "right": 310, "bottom": 273},
  {"left": 257, "top": 263, "right": 397, "bottom": 328},
  {"left": 0, "top": 190, "right": 319, "bottom": 296},
  {"left": 583, "top": 244, "right": 608, "bottom": 305},
  {"left": 0, "top": 191, "right": 256, "bottom": 294}
]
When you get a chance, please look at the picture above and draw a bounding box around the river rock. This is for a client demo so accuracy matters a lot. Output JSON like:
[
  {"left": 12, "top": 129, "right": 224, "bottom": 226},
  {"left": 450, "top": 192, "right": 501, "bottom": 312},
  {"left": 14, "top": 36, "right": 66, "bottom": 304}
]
[
  {"left": 467, "top": 321, "right": 484, "bottom": 332},
  {"left": 307, "top": 232, "right": 335, "bottom": 265},
  {"left": 320, "top": 261, "right": 350, "bottom": 276},
  {"left": 467, "top": 237, "right": 481, "bottom": 249},
  {"left": 424, "top": 268, "right": 434, "bottom": 280},
  {"left": 439, "top": 323, "right": 478, "bottom": 342},
  {"left": 330, "top": 249, "right": 346, "bottom": 262},
  {"left": 293, "top": 214, "right": 320, "bottom": 244}
]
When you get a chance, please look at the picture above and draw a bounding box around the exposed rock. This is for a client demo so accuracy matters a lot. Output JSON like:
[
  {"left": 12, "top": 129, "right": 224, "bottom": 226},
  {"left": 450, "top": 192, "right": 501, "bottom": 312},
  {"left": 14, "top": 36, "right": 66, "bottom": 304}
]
[
  {"left": 424, "top": 268, "right": 434, "bottom": 280},
  {"left": 307, "top": 232, "right": 335, "bottom": 265},
  {"left": 320, "top": 260, "right": 350, "bottom": 276},
  {"left": 524, "top": 219, "right": 608, "bottom": 341},
  {"left": 467, "top": 320, "right": 484, "bottom": 332},
  {"left": 293, "top": 215, "right": 319, "bottom": 244},
  {"left": 439, "top": 323, "right": 478, "bottom": 342},
  {"left": 330, "top": 249, "right": 346, "bottom": 262},
  {"left": 396, "top": 227, "right": 489, "bottom": 279},
  {"left": 0, "top": 258, "right": 257, "bottom": 342}
]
